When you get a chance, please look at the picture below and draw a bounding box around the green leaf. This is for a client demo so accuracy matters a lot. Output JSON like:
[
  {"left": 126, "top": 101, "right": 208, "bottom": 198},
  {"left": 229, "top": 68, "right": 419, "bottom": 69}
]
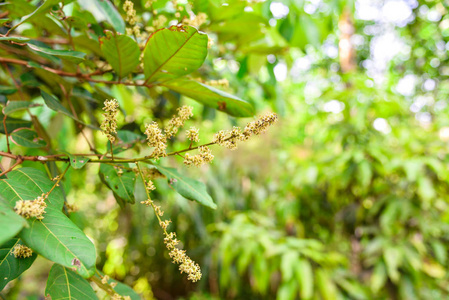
[
  {"left": 370, "top": 262, "right": 387, "bottom": 293},
  {"left": 154, "top": 165, "right": 217, "bottom": 209},
  {"left": 45, "top": 264, "right": 97, "bottom": 300},
  {"left": 281, "top": 251, "right": 298, "bottom": 281},
  {"left": 41, "top": 91, "right": 99, "bottom": 130},
  {"left": 143, "top": 25, "right": 208, "bottom": 84},
  {"left": 0, "top": 85, "right": 18, "bottom": 95},
  {"left": 100, "top": 31, "right": 140, "bottom": 78},
  {"left": 41, "top": 91, "right": 73, "bottom": 116},
  {"left": 316, "top": 269, "right": 339, "bottom": 300},
  {"left": 163, "top": 79, "right": 254, "bottom": 117},
  {"left": 98, "top": 271, "right": 140, "bottom": 300},
  {"left": 10, "top": 128, "right": 47, "bottom": 148},
  {"left": 0, "top": 36, "right": 30, "bottom": 43},
  {"left": 0, "top": 238, "right": 37, "bottom": 290},
  {"left": 87, "top": 0, "right": 125, "bottom": 34},
  {"left": 0, "top": 19, "right": 11, "bottom": 26},
  {"left": 0, "top": 197, "right": 27, "bottom": 246},
  {"left": 384, "top": 247, "right": 402, "bottom": 283},
  {"left": 28, "top": 44, "right": 86, "bottom": 64},
  {"left": 295, "top": 259, "right": 314, "bottom": 299},
  {"left": 2, "top": 101, "right": 33, "bottom": 115},
  {"left": 18, "top": 205, "right": 96, "bottom": 278},
  {"left": 99, "top": 164, "right": 136, "bottom": 205},
  {"left": 0, "top": 113, "right": 32, "bottom": 134},
  {"left": 0, "top": 168, "right": 96, "bottom": 277},
  {"left": 62, "top": 152, "right": 90, "bottom": 170},
  {"left": 0, "top": 168, "right": 64, "bottom": 209},
  {"left": 8, "top": 0, "right": 60, "bottom": 33}
]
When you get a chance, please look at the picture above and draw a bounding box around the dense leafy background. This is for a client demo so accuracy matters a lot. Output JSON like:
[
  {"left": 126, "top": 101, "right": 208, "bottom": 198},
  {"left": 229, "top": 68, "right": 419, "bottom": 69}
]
[{"left": 1, "top": 0, "right": 449, "bottom": 299}]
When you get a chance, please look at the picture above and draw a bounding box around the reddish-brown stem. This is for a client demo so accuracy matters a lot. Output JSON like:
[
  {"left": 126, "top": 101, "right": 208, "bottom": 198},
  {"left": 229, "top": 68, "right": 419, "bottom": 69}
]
[
  {"left": 0, "top": 57, "right": 153, "bottom": 88},
  {"left": 0, "top": 157, "right": 23, "bottom": 177},
  {"left": 2, "top": 114, "right": 10, "bottom": 153}
]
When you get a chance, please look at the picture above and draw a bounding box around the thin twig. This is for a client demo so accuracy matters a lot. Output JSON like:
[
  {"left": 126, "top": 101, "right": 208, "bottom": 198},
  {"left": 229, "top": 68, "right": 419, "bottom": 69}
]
[{"left": 0, "top": 157, "right": 23, "bottom": 177}]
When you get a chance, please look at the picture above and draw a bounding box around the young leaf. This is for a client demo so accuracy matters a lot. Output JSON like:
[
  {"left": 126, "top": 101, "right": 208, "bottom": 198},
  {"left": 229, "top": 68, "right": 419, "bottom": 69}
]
[
  {"left": 45, "top": 264, "right": 97, "bottom": 300},
  {"left": 2, "top": 100, "right": 33, "bottom": 115},
  {"left": 28, "top": 44, "right": 86, "bottom": 64},
  {"left": 0, "top": 239, "right": 38, "bottom": 290},
  {"left": 163, "top": 79, "right": 254, "bottom": 117},
  {"left": 154, "top": 165, "right": 217, "bottom": 209},
  {"left": 0, "top": 197, "right": 27, "bottom": 246},
  {"left": 0, "top": 113, "right": 32, "bottom": 134},
  {"left": 99, "top": 164, "right": 136, "bottom": 205},
  {"left": 10, "top": 128, "right": 47, "bottom": 148},
  {"left": 62, "top": 151, "right": 90, "bottom": 170},
  {"left": 143, "top": 25, "right": 208, "bottom": 84},
  {"left": 100, "top": 31, "right": 140, "bottom": 78},
  {"left": 10, "top": 128, "right": 46, "bottom": 148}
]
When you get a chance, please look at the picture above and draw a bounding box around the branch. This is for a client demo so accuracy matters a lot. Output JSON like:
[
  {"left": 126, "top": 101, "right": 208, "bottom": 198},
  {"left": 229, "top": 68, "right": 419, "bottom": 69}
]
[
  {"left": 0, "top": 57, "right": 153, "bottom": 88},
  {"left": 0, "top": 157, "right": 23, "bottom": 177}
]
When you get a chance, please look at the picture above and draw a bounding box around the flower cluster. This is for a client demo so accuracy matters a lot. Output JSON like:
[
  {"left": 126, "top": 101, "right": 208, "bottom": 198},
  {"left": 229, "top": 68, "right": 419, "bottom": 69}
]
[
  {"left": 100, "top": 99, "right": 119, "bottom": 143},
  {"left": 165, "top": 106, "right": 193, "bottom": 138},
  {"left": 140, "top": 177, "right": 201, "bottom": 282},
  {"left": 182, "top": 12, "right": 208, "bottom": 28},
  {"left": 112, "top": 294, "right": 131, "bottom": 300},
  {"left": 212, "top": 112, "right": 278, "bottom": 150},
  {"left": 12, "top": 244, "right": 33, "bottom": 258},
  {"left": 14, "top": 193, "right": 48, "bottom": 220},
  {"left": 123, "top": 0, "right": 137, "bottom": 25},
  {"left": 164, "top": 231, "right": 202, "bottom": 282},
  {"left": 186, "top": 127, "right": 199, "bottom": 142},
  {"left": 145, "top": 122, "right": 167, "bottom": 159},
  {"left": 183, "top": 146, "right": 214, "bottom": 167}
]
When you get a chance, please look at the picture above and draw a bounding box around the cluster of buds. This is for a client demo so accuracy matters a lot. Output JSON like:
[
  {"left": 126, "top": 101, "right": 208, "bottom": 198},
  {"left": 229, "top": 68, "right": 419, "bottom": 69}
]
[
  {"left": 14, "top": 193, "right": 48, "bottom": 220},
  {"left": 152, "top": 15, "right": 168, "bottom": 29},
  {"left": 206, "top": 78, "right": 229, "bottom": 88},
  {"left": 111, "top": 294, "right": 131, "bottom": 300},
  {"left": 140, "top": 178, "right": 201, "bottom": 282},
  {"left": 123, "top": 0, "right": 137, "bottom": 25},
  {"left": 100, "top": 99, "right": 119, "bottom": 143},
  {"left": 213, "top": 112, "right": 278, "bottom": 150},
  {"left": 165, "top": 106, "right": 194, "bottom": 138},
  {"left": 183, "top": 146, "right": 214, "bottom": 167},
  {"left": 164, "top": 231, "right": 202, "bottom": 282},
  {"left": 182, "top": 12, "right": 208, "bottom": 28},
  {"left": 186, "top": 127, "right": 199, "bottom": 142},
  {"left": 145, "top": 122, "right": 167, "bottom": 160},
  {"left": 12, "top": 244, "right": 33, "bottom": 258}
]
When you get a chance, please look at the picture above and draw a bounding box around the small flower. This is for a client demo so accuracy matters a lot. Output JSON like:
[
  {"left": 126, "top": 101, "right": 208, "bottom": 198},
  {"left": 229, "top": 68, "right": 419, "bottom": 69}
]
[
  {"left": 145, "top": 122, "right": 167, "bottom": 159},
  {"left": 101, "top": 275, "right": 109, "bottom": 284},
  {"left": 183, "top": 146, "right": 214, "bottom": 167},
  {"left": 164, "top": 231, "right": 202, "bottom": 282},
  {"left": 12, "top": 244, "right": 33, "bottom": 258},
  {"left": 186, "top": 127, "right": 199, "bottom": 142},
  {"left": 101, "top": 99, "right": 119, "bottom": 143},
  {"left": 14, "top": 193, "right": 48, "bottom": 220},
  {"left": 165, "top": 106, "right": 194, "bottom": 138},
  {"left": 146, "top": 180, "right": 156, "bottom": 191}
]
